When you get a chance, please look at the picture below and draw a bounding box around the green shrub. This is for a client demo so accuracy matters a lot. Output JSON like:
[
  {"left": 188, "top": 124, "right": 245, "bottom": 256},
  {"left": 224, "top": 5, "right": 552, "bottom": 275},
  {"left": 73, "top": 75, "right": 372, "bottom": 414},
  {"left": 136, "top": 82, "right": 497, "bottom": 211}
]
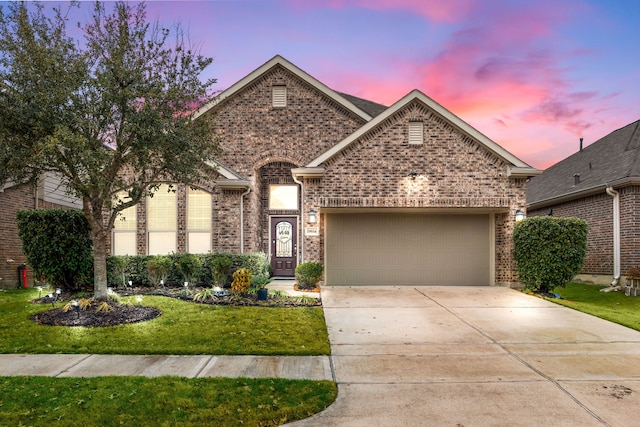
[
  {"left": 16, "top": 209, "right": 93, "bottom": 291},
  {"left": 176, "top": 253, "right": 202, "bottom": 285},
  {"left": 147, "top": 256, "right": 172, "bottom": 286},
  {"left": 513, "top": 216, "right": 588, "bottom": 293},
  {"left": 211, "top": 254, "right": 233, "bottom": 286},
  {"left": 295, "top": 262, "right": 323, "bottom": 290},
  {"left": 231, "top": 268, "right": 252, "bottom": 295}
]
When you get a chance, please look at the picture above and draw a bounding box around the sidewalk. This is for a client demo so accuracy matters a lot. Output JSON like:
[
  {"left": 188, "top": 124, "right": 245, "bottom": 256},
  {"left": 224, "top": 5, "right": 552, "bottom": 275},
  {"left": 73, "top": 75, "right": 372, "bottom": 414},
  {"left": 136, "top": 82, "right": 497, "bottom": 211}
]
[{"left": 0, "top": 354, "right": 333, "bottom": 380}]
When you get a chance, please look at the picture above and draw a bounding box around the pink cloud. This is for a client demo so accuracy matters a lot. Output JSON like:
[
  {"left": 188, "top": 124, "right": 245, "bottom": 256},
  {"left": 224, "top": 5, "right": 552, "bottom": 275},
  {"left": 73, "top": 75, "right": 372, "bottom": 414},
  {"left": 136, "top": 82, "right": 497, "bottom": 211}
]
[{"left": 287, "top": 0, "right": 475, "bottom": 22}]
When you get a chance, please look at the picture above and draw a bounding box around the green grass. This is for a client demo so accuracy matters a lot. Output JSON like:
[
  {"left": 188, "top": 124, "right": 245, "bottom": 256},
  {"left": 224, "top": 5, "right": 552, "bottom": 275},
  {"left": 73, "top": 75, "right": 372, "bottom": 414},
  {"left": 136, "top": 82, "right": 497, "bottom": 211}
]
[
  {"left": 551, "top": 282, "right": 640, "bottom": 331},
  {"left": 0, "top": 376, "right": 338, "bottom": 426},
  {"left": 0, "top": 289, "right": 330, "bottom": 355}
]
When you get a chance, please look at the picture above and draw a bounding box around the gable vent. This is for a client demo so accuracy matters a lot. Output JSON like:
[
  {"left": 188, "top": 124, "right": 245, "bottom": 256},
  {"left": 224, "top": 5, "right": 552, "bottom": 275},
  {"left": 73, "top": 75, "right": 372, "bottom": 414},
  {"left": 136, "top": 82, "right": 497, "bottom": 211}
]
[
  {"left": 408, "top": 121, "right": 424, "bottom": 145},
  {"left": 272, "top": 85, "right": 287, "bottom": 107}
]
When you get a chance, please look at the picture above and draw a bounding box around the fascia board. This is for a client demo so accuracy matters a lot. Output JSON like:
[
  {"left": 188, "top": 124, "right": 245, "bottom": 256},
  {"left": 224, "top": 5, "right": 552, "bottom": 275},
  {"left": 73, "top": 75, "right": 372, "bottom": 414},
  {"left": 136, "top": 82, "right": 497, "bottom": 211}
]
[
  {"left": 508, "top": 166, "right": 542, "bottom": 178},
  {"left": 193, "top": 55, "right": 372, "bottom": 122},
  {"left": 308, "top": 90, "right": 535, "bottom": 169},
  {"left": 205, "top": 160, "right": 245, "bottom": 180},
  {"left": 291, "top": 167, "right": 325, "bottom": 180},
  {"left": 215, "top": 179, "right": 251, "bottom": 190}
]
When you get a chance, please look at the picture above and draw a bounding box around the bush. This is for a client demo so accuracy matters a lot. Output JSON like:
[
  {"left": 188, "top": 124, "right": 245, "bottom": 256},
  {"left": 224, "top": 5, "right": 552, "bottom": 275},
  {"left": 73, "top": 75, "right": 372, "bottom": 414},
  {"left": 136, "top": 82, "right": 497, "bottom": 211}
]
[
  {"left": 176, "top": 253, "right": 202, "bottom": 285},
  {"left": 16, "top": 209, "right": 93, "bottom": 291},
  {"left": 147, "top": 256, "right": 172, "bottom": 286},
  {"left": 211, "top": 254, "right": 233, "bottom": 286},
  {"left": 513, "top": 216, "right": 588, "bottom": 293},
  {"left": 295, "top": 262, "right": 323, "bottom": 290},
  {"left": 231, "top": 268, "right": 252, "bottom": 295}
]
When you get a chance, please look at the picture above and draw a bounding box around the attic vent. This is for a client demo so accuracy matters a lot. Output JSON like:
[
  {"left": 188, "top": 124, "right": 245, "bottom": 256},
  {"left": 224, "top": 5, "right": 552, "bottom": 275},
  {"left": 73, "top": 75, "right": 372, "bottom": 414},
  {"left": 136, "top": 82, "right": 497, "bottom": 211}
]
[
  {"left": 408, "top": 121, "right": 424, "bottom": 145},
  {"left": 272, "top": 85, "right": 286, "bottom": 107}
]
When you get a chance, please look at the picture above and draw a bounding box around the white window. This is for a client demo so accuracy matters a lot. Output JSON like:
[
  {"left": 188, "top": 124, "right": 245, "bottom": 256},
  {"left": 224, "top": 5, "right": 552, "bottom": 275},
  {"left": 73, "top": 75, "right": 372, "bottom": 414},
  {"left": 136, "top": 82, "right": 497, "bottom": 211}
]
[
  {"left": 187, "top": 188, "right": 212, "bottom": 253},
  {"left": 272, "top": 85, "right": 287, "bottom": 107},
  {"left": 269, "top": 185, "right": 298, "bottom": 210},
  {"left": 408, "top": 121, "right": 424, "bottom": 145},
  {"left": 113, "top": 192, "right": 137, "bottom": 255},
  {"left": 147, "top": 184, "right": 177, "bottom": 255}
]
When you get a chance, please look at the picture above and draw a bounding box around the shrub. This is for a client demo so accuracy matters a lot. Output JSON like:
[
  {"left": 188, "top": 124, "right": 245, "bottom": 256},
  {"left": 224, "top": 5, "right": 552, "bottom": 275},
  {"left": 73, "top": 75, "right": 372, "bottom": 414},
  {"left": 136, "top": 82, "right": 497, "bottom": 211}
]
[
  {"left": 211, "top": 254, "right": 233, "bottom": 286},
  {"left": 147, "top": 256, "right": 172, "bottom": 287},
  {"left": 176, "top": 253, "right": 202, "bottom": 285},
  {"left": 513, "top": 216, "right": 588, "bottom": 293},
  {"left": 16, "top": 209, "right": 93, "bottom": 291},
  {"left": 231, "top": 268, "right": 252, "bottom": 295},
  {"left": 295, "top": 262, "right": 323, "bottom": 290}
]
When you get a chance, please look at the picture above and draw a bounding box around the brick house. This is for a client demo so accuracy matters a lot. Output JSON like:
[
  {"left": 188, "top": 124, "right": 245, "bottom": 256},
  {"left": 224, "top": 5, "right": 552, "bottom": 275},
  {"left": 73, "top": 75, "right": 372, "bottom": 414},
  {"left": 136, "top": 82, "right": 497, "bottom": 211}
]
[
  {"left": 527, "top": 120, "right": 640, "bottom": 285},
  {"left": 1, "top": 55, "right": 540, "bottom": 288}
]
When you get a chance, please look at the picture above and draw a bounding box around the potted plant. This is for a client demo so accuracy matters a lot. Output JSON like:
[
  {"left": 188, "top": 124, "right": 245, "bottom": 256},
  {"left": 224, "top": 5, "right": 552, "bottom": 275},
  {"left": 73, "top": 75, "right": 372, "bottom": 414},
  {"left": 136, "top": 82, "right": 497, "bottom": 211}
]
[{"left": 251, "top": 274, "right": 273, "bottom": 300}]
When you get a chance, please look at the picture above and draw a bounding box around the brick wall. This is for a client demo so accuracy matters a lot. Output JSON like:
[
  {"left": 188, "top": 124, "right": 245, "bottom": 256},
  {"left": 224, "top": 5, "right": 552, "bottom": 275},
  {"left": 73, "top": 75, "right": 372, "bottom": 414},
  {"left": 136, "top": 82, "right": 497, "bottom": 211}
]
[{"left": 302, "top": 100, "right": 527, "bottom": 285}]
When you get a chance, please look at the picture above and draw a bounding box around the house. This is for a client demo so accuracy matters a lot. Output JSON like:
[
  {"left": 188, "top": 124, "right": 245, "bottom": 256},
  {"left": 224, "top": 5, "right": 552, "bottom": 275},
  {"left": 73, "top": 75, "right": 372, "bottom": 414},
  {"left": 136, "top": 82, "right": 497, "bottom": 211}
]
[
  {"left": 1, "top": 55, "right": 540, "bottom": 288},
  {"left": 527, "top": 120, "right": 640, "bottom": 285},
  {"left": 0, "top": 174, "right": 82, "bottom": 288}
]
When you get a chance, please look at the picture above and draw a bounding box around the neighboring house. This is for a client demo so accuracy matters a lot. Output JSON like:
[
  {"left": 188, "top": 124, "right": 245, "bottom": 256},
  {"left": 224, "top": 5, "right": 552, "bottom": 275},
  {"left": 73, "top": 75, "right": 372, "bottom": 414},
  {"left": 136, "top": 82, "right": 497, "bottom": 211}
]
[
  {"left": 1, "top": 55, "right": 541, "bottom": 288},
  {"left": 0, "top": 173, "right": 81, "bottom": 288},
  {"left": 527, "top": 120, "right": 640, "bottom": 285}
]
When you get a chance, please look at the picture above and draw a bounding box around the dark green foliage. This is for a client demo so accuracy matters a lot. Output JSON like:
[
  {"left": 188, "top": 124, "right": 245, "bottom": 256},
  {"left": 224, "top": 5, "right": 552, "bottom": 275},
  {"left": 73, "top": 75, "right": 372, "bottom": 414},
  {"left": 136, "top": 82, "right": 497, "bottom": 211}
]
[
  {"left": 16, "top": 209, "right": 93, "bottom": 291},
  {"left": 106, "top": 253, "right": 270, "bottom": 287},
  {"left": 295, "top": 262, "right": 324, "bottom": 290},
  {"left": 211, "top": 254, "right": 233, "bottom": 285},
  {"left": 513, "top": 216, "right": 588, "bottom": 293},
  {"left": 147, "top": 256, "right": 172, "bottom": 286},
  {"left": 176, "top": 253, "right": 202, "bottom": 284}
]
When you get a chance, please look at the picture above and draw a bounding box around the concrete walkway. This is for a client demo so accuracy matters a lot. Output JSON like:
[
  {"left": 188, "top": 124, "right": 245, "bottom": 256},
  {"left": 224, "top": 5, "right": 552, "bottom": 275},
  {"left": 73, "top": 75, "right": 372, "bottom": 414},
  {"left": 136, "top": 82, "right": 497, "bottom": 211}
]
[{"left": 288, "top": 286, "right": 640, "bottom": 426}]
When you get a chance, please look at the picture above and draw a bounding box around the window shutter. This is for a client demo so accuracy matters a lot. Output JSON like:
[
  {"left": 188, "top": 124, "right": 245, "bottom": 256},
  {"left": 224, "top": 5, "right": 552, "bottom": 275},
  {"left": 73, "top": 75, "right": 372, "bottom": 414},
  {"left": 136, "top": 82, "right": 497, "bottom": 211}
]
[
  {"left": 272, "top": 85, "right": 287, "bottom": 107},
  {"left": 408, "top": 121, "right": 424, "bottom": 145}
]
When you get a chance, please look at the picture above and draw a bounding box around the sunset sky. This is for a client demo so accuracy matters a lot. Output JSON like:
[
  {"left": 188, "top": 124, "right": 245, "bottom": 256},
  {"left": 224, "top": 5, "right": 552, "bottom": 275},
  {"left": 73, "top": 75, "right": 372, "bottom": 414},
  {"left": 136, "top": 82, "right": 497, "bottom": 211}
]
[{"left": 5, "top": 0, "right": 640, "bottom": 169}]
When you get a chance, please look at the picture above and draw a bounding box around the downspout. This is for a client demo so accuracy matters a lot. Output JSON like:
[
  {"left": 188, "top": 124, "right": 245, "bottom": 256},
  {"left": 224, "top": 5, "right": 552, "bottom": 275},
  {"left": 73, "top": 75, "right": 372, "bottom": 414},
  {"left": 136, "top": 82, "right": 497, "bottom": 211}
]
[
  {"left": 292, "top": 174, "right": 304, "bottom": 264},
  {"left": 239, "top": 187, "right": 251, "bottom": 253},
  {"left": 606, "top": 186, "right": 621, "bottom": 286}
]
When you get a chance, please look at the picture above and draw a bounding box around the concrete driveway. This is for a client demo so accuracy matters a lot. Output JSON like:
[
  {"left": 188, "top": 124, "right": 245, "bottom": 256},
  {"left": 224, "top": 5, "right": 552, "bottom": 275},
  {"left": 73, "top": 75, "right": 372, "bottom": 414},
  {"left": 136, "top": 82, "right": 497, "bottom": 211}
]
[{"left": 289, "top": 286, "right": 640, "bottom": 427}]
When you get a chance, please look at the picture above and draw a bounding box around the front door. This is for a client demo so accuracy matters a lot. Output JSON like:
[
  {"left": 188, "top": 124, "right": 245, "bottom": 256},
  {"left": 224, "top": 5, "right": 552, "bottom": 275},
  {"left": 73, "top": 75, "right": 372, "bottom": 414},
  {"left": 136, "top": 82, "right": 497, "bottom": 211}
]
[{"left": 270, "top": 217, "right": 297, "bottom": 277}]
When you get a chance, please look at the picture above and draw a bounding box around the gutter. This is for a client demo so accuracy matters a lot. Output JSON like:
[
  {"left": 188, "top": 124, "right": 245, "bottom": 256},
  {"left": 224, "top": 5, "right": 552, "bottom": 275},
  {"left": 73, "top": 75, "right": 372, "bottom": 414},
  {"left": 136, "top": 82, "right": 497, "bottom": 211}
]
[
  {"left": 292, "top": 174, "right": 305, "bottom": 264},
  {"left": 605, "top": 186, "right": 621, "bottom": 287}
]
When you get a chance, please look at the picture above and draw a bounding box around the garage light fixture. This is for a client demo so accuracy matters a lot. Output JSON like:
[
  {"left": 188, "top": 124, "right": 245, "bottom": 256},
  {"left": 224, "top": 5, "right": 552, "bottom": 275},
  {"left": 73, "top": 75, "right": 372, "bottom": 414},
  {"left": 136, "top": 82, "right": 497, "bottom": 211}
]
[
  {"left": 515, "top": 209, "right": 526, "bottom": 222},
  {"left": 308, "top": 209, "right": 318, "bottom": 224}
]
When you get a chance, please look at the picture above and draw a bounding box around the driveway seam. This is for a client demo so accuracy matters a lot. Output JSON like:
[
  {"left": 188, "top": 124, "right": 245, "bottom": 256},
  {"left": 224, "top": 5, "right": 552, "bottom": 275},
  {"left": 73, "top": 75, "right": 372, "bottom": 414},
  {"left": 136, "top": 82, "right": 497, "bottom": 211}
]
[
  {"left": 54, "top": 354, "right": 92, "bottom": 378},
  {"left": 413, "top": 287, "right": 611, "bottom": 427}
]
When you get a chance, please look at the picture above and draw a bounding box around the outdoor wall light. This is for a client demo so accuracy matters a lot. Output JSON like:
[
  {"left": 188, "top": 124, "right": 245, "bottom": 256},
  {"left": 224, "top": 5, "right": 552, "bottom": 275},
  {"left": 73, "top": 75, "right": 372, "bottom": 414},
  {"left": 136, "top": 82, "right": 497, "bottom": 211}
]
[
  {"left": 408, "top": 171, "right": 419, "bottom": 180},
  {"left": 308, "top": 209, "right": 318, "bottom": 224},
  {"left": 515, "top": 209, "right": 526, "bottom": 222}
]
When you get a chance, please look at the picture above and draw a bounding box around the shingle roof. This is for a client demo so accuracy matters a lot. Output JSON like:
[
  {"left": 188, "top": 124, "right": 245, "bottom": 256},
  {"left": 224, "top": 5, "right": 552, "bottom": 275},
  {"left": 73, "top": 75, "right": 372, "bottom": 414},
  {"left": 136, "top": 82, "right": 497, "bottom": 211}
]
[
  {"left": 527, "top": 120, "right": 640, "bottom": 207},
  {"left": 336, "top": 92, "right": 388, "bottom": 117}
]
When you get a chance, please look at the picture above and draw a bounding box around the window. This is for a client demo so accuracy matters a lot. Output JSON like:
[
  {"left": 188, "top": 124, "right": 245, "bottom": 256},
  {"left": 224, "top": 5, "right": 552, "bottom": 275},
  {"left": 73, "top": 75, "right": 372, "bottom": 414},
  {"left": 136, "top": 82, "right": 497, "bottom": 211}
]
[
  {"left": 187, "top": 188, "right": 212, "bottom": 253},
  {"left": 408, "top": 121, "right": 424, "bottom": 145},
  {"left": 272, "top": 85, "right": 287, "bottom": 107},
  {"left": 112, "top": 192, "right": 137, "bottom": 255},
  {"left": 269, "top": 185, "right": 298, "bottom": 210},
  {"left": 147, "top": 184, "right": 177, "bottom": 255}
]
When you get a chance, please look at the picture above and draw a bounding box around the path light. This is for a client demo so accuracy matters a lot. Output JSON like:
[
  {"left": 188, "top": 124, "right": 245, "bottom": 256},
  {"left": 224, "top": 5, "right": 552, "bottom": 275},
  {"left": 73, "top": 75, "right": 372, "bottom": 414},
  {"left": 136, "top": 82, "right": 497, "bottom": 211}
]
[
  {"left": 72, "top": 300, "right": 79, "bottom": 319},
  {"left": 128, "top": 280, "right": 132, "bottom": 288},
  {"left": 184, "top": 281, "right": 188, "bottom": 288},
  {"left": 136, "top": 295, "right": 142, "bottom": 307},
  {"left": 36, "top": 286, "right": 42, "bottom": 298},
  {"left": 48, "top": 293, "right": 54, "bottom": 308}
]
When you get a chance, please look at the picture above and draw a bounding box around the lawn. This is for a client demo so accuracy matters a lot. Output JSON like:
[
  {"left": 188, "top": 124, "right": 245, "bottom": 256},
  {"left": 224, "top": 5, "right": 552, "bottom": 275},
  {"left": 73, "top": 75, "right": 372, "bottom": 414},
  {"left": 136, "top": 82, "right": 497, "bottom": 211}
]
[
  {"left": 0, "top": 376, "right": 337, "bottom": 426},
  {"left": 550, "top": 282, "right": 640, "bottom": 332},
  {"left": 0, "top": 289, "right": 330, "bottom": 355}
]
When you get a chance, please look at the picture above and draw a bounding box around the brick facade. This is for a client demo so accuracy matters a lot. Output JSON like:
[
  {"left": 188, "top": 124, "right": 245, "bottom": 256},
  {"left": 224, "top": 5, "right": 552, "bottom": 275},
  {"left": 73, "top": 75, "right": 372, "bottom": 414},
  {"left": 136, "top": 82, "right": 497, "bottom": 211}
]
[{"left": 529, "top": 186, "right": 640, "bottom": 280}]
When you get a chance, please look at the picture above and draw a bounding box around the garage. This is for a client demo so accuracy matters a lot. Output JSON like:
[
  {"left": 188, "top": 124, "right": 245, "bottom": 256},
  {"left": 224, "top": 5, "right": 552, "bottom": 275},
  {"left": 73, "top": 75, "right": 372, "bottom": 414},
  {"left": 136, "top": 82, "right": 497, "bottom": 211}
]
[{"left": 325, "top": 212, "right": 491, "bottom": 286}]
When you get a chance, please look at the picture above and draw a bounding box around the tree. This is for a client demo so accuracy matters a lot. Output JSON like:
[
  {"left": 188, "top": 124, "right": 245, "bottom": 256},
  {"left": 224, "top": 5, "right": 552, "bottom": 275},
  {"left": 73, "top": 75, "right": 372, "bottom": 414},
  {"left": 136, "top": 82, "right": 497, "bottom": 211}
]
[
  {"left": 0, "top": 1, "right": 220, "bottom": 299},
  {"left": 513, "top": 216, "right": 588, "bottom": 294}
]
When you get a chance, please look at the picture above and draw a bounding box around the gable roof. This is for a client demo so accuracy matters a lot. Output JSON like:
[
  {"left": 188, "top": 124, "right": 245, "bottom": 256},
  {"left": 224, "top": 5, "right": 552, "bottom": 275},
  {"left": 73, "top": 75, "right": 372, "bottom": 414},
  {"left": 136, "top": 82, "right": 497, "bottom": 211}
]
[
  {"left": 527, "top": 120, "right": 640, "bottom": 208},
  {"left": 305, "top": 89, "right": 538, "bottom": 175},
  {"left": 194, "top": 55, "right": 374, "bottom": 122}
]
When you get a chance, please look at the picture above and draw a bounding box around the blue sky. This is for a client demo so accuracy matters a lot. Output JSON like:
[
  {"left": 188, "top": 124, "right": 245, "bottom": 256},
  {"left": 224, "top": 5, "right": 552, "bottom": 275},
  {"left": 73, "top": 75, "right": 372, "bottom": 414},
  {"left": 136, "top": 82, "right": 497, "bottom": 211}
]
[{"left": 4, "top": 0, "right": 639, "bottom": 169}]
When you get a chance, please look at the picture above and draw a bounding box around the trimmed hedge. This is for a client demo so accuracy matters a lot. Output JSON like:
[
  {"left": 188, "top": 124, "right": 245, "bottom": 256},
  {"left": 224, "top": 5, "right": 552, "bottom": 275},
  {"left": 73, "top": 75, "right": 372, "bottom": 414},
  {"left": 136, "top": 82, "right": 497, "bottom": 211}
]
[
  {"left": 295, "top": 262, "right": 323, "bottom": 290},
  {"left": 106, "top": 253, "right": 270, "bottom": 288},
  {"left": 513, "top": 216, "right": 588, "bottom": 293},
  {"left": 16, "top": 209, "right": 93, "bottom": 291}
]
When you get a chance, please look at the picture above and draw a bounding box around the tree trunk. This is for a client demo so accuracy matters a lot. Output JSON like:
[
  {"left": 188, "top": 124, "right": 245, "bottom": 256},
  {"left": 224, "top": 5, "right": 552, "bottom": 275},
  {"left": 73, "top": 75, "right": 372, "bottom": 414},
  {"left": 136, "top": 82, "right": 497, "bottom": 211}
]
[{"left": 92, "top": 231, "right": 109, "bottom": 300}]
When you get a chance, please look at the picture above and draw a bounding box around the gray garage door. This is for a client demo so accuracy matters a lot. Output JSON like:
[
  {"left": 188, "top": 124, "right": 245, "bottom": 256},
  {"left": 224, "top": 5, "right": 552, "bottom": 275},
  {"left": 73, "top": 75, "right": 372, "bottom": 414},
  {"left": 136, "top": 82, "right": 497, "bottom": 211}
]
[{"left": 325, "top": 213, "right": 490, "bottom": 286}]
